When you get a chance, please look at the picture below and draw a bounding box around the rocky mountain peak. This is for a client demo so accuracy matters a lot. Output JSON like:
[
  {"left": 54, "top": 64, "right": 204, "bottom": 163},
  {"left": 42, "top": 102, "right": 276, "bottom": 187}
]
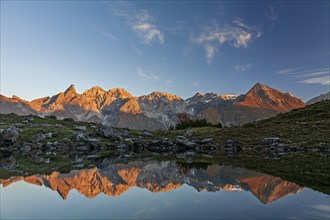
[
  {"left": 12, "top": 95, "right": 23, "bottom": 101},
  {"left": 235, "top": 83, "right": 305, "bottom": 113},
  {"left": 249, "top": 83, "right": 271, "bottom": 93},
  {"left": 83, "top": 86, "right": 106, "bottom": 96},
  {"left": 107, "top": 88, "right": 133, "bottom": 99},
  {"left": 64, "top": 84, "right": 77, "bottom": 96},
  {"left": 144, "top": 91, "right": 182, "bottom": 101}
]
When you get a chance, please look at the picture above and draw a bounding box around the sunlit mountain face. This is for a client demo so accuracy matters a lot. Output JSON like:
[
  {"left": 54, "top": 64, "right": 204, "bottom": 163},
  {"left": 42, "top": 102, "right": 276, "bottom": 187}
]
[
  {"left": 0, "top": 83, "right": 305, "bottom": 130},
  {"left": 0, "top": 162, "right": 302, "bottom": 204}
]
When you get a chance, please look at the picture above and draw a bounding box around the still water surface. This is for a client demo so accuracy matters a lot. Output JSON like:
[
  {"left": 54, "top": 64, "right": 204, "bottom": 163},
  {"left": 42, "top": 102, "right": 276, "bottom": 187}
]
[{"left": 1, "top": 161, "right": 329, "bottom": 219}]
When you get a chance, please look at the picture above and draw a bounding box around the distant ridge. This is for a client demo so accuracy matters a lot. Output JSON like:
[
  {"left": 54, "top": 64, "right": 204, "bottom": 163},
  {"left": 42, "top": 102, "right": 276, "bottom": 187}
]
[
  {"left": 0, "top": 83, "right": 305, "bottom": 130},
  {"left": 307, "top": 91, "right": 330, "bottom": 105}
]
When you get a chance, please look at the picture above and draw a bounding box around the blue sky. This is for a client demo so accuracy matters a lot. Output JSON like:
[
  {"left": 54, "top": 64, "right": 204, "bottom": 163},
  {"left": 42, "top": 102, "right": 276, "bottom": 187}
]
[{"left": 1, "top": 1, "right": 329, "bottom": 101}]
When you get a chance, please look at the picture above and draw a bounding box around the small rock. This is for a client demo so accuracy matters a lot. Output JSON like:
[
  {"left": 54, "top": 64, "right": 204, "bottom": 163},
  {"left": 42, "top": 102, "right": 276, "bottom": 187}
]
[
  {"left": 76, "top": 133, "right": 86, "bottom": 141},
  {"left": 12, "top": 123, "right": 24, "bottom": 128},
  {"left": 72, "top": 164, "right": 84, "bottom": 168},
  {"left": 87, "top": 138, "right": 99, "bottom": 144},
  {"left": 76, "top": 145, "right": 90, "bottom": 151},
  {"left": 200, "top": 138, "right": 213, "bottom": 144},
  {"left": 117, "top": 143, "right": 127, "bottom": 149},
  {"left": 184, "top": 151, "right": 195, "bottom": 157},
  {"left": 74, "top": 125, "right": 86, "bottom": 131},
  {"left": 86, "top": 154, "right": 99, "bottom": 159},
  {"left": 175, "top": 136, "right": 188, "bottom": 144},
  {"left": 262, "top": 137, "right": 280, "bottom": 145},
  {"left": 54, "top": 124, "right": 64, "bottom": 128},
  {"left": 183, "top": 141, "right": 198, "bottom": 148},
  {"left": 183, "top": 130, "right": 193, "bottom": 138},
  {"left": 124, "top": 138, "right": 134, "bottom": 144},
  {"left": 44, "top": 132, "right": 52, "bottom": 138},
  {"left": 140, "top": 131, "right": 153, "bottom": 137},
  {"left": 20, "top": 146, "right": 31, "bottom": 153},
  {"left": 63, "top": 137, "right": 71, "bottom": 142},
  {"left": 31, "top": 133, "right": 46, "bottom": 143}
]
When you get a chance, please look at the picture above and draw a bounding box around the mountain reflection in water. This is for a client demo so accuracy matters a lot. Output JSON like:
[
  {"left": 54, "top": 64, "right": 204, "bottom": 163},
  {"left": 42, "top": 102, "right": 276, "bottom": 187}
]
[{"left": 0, "top": 161, "right": 302, "bottom": 204}]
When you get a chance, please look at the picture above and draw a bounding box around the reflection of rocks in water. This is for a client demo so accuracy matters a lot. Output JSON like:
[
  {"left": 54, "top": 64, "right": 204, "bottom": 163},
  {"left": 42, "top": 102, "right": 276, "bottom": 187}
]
[{"left": 0, "top": 161, "right": 302, "bottom": 204}]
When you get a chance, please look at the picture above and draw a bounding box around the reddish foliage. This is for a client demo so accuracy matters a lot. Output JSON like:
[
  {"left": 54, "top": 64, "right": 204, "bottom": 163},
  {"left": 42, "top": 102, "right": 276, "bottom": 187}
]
[{"left": 177, "top": 112, "right": 191, "bottom": 123}]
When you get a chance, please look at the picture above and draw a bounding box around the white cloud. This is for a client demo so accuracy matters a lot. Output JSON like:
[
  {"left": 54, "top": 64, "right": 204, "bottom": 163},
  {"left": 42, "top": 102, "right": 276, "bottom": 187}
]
[
  {"left": 137, "top": 67, "right": 159, "bottom": 80},
  {"left": 133, "top": 21, "right": 164, "bottom": 44},
  {"left": 194, "top": 18, "right": 262, "bottom": 64},
  {"left": 278, "top": 67, "right": 330, "bottom": 85},
  {"left": 235, "top": 64, "right": 252, "bottom": 71},
  {"left": 109, "top": 3, "right": 164, "bottom": 45},
  {"left": 300, "top": 76, "right": 330, "bottom": 85}
]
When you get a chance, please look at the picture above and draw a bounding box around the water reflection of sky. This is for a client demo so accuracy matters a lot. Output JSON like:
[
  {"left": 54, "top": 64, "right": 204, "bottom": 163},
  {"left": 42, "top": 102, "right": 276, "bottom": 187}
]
[{"left": 1, "top": 181, "right": 329, "bottom": 219}]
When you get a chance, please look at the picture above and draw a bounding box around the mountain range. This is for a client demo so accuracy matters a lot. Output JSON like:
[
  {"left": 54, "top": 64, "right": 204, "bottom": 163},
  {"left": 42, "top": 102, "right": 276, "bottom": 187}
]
[
  {"left": 0, "top": 83, "right": 310, "bottom": 130},
  {"left": 0, "top": 162, "right": 302, "bottom": 204}
]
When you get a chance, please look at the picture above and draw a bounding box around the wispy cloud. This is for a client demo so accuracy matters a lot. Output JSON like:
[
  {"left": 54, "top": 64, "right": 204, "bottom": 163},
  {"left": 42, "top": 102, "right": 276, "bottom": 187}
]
[
  {"left": 277, "top": 67, "right": 330, "bottom": 85},
  {"left": 137, "top": 67, "right": 159, "bottom": 80},
  {"left": 99, "top": 30, "right": 117, "bottom": 41},
  {"left": 194, "top": 18, "right": 262, "bottom": 64},
  {"left": 235, "top": 63, "right": 252, "bottom": 71},
  {"left": 265, "top": 6, "right": 278, "bottom": 31},
  {"left": 300, "top": 76, "right": 330, "bottom": 85},
  {"left": 131, "top": 44, "right": 142, "bottom": 56},
  {"left": 109, "top": 2, "right": 164, "bottom": 44},
  {"left": 277, "top": 68, "right": 297, "bottom": 74}
]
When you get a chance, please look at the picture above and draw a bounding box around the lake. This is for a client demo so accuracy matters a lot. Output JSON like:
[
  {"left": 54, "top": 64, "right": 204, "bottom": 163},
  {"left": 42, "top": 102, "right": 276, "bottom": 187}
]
[{"left": 1, "top": 161, "right": 329, "bottom": 219}]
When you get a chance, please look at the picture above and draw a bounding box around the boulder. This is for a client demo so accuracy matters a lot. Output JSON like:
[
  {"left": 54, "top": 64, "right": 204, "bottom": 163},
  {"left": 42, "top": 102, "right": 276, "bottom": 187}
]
[
  {"left": 31, "top": 133, "right": 46, "bottom": 143},
  {"left": 96, "top": 125, "right": 122, "bottom": 141},
  {"left": 1, "top": 126, "right": 20, "bottom": 145},
  {"left": 226, "top": 140, "right": 242, "bottom": 152},
  {"left": 175, "top": 136, "right": 188, "bottom": 144}
]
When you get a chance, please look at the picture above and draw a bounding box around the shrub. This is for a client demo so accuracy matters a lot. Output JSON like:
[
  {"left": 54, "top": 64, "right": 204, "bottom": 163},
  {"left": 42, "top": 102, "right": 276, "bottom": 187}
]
[
  {"left": 63, "top": 117, "right": 75, "bottom": 122},
  {"left": 175, "top": 119, "right": 217, "bottom": 130},
  {"left": 46, "top": 115, "right": 57, "bottom": 120}
]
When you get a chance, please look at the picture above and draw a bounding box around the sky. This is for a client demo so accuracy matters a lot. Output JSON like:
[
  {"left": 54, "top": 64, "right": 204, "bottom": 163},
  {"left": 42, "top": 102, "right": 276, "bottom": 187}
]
[{"left": 1, "top": 1, "right": 329, "bottom": 101}]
